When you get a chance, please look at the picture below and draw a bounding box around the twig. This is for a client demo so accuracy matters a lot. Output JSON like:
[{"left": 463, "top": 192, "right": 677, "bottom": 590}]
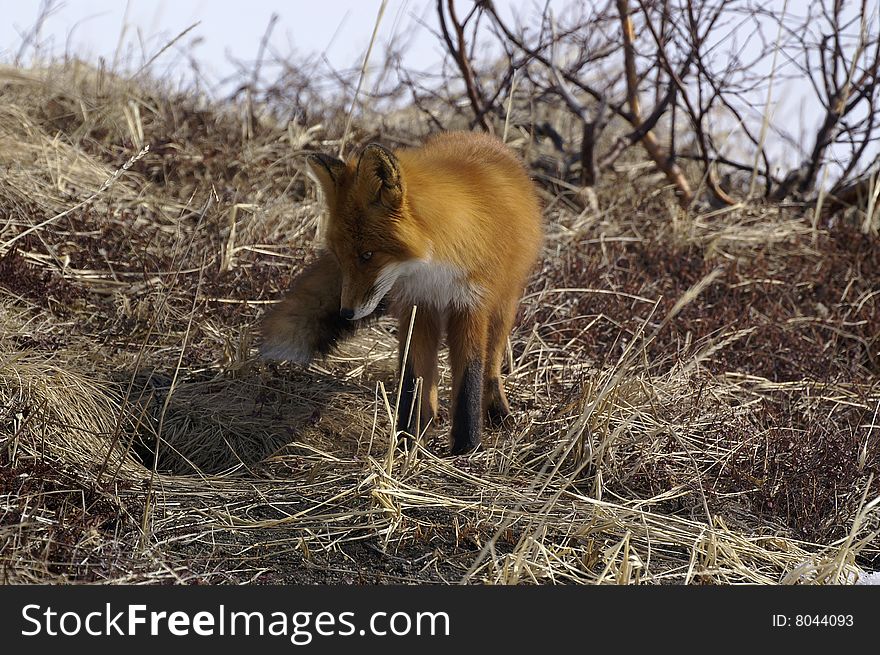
[
  {"left": 616, "top": 0, "right": 694, "bottom": 206},
  {"left": 749, "top": 0, "right": 788, "bottom": 199},
  {"left": 340, "top": 0, "right": 389, "bottom": 157},
  {"left": 436, "top": 0, "right": 491, "bottom": 132}
]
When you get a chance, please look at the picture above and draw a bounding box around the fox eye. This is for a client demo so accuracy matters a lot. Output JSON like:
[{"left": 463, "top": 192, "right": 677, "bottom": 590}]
[{"left": 359, "top": 251, "right": 373, "bottom": 262}]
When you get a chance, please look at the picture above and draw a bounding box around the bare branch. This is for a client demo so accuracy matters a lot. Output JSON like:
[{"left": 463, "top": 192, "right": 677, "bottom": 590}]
[
  {"left": 616, "top": 0, "right": 694, "bottom": 206},
  {"left": 436, "top": 0, "right": 491, "bottom": 132}
]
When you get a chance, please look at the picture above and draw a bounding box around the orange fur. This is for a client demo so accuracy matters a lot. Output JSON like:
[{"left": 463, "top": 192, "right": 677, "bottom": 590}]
[{"left": 260, "top": 131, "right": 543, "bottom": 454}]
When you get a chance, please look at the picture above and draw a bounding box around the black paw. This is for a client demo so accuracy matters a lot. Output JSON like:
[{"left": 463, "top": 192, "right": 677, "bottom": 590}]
[
  {"left": 449, "top": 438, "right": 481, "bottom": 456},
  {"left": 394, "top": 432, "right": 417, "bottom": 451},
  {"left": 486, "top": 404, "right": 513, "bottom": 427}
]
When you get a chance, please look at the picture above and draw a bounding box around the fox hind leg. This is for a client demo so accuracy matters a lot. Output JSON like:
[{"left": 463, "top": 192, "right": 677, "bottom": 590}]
[{"left": 483, "top": 297, "right": 520, "bottom": 426}]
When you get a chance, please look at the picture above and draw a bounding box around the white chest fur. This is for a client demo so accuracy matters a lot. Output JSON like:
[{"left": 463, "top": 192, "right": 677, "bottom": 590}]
[{"left": 391, "top": 260, "right": 482, "bottom": 311}]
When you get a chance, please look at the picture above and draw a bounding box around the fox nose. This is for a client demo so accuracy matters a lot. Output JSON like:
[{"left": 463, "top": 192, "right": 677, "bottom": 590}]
[{"left": 340, "top": 308, "right": 355, "bottom": 320}]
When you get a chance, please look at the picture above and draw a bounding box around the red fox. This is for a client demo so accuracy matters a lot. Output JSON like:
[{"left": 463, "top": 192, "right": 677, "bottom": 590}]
[{"left": 260, "top": 131, "right": 543, "bottom": 454}]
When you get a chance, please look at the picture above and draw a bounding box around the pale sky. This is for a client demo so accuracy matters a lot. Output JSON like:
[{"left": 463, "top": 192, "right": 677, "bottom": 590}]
[
  {"left": 1, "top": 1, "right": 569, "bottom": 84},
  {"left": 1, "top": 1, "right": 876, "bottom": 181},
  {"left": 0, "top": 0, "right": 444, "bottom": 83}
]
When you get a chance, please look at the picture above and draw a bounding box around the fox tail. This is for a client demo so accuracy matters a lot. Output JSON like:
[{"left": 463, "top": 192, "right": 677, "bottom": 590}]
[{"left": 259, "top": 252, "right": 364, "bottom": 363}]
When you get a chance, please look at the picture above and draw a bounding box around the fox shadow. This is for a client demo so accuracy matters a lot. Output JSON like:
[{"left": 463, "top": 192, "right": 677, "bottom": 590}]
[{"left": 112, "top": 359, "right": 386, "bottom": 476}]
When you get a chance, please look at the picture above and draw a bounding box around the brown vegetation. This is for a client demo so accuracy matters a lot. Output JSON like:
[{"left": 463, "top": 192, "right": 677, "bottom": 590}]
[{"left": 1, "top": 0, "right": 879, "bottom": 584}]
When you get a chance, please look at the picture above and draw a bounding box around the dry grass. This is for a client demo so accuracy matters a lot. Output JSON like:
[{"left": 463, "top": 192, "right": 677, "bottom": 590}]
[{"left": 1, "top": 60, "right": 879, "bottom": 585}]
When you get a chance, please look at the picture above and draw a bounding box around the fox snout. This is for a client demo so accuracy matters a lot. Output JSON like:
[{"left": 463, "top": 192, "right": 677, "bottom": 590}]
[
  {"left": 338, "top": 278, "right": 364, "bottom": 320},
  {"left": 339, "top": 283, "right": 374, "bottom": 321},
  {"left": 341, "top": 298, "right": 380, "bottom": 321},
  {"left": 339, "top": 264, "right": 403, "bottom": 321}
]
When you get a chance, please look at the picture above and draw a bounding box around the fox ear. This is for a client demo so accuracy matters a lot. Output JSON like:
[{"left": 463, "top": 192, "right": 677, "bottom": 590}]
[
  {"left": 307, "top": 153, "right": 346, "bottom": 201},
  {"left": 356, "top": 144, "right": 404, "bottom": 209}
]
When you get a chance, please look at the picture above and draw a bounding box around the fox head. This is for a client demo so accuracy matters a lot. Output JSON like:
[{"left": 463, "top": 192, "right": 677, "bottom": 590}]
[{"left": 308, "top": 144, "right": 425, "bottom": 320}]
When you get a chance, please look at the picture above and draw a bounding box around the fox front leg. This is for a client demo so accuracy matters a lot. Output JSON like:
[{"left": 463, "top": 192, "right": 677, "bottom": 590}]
[
  {"left": 446, "top": 309, "right": 488, "bottom": 455},
  {"left": 396, "top": 305, "right": 441, "bottom": 444}
]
